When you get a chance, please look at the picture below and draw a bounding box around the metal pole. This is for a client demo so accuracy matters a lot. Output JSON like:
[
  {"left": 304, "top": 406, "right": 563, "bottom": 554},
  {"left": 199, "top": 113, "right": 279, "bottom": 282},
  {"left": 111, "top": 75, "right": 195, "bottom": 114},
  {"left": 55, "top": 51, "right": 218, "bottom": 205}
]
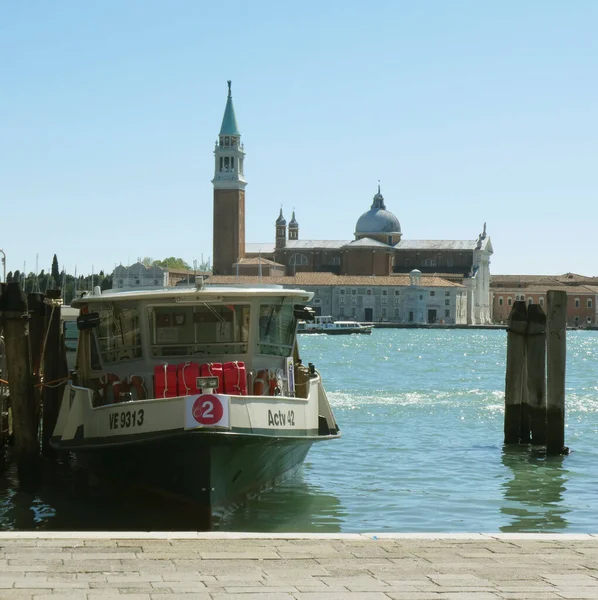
[{"left": 0, "top": 249, "right": 5, "bottom": 282}]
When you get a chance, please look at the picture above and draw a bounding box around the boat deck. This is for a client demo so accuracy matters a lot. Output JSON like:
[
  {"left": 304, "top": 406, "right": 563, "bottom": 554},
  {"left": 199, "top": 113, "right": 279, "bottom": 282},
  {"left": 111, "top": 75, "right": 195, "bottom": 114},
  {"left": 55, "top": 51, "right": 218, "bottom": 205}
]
[{"left": 0, "top": 532, "right": 596, "bottom": 598}]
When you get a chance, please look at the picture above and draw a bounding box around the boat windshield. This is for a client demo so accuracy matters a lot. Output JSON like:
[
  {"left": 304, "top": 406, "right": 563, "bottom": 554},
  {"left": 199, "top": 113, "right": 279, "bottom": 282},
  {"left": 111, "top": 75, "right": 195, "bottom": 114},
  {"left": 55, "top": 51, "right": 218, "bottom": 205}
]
[
  {"left": 258, "top": 297, "right": 296, "bottom": 356},
  {"left": 95, "top": 302, "right": 142, "bottom": 364},
  {"left": 63, "top": 320, "right": 79, "bottom": 351},
  {"left": 148, "top": 303, "right": 250, "bottom": 357}
]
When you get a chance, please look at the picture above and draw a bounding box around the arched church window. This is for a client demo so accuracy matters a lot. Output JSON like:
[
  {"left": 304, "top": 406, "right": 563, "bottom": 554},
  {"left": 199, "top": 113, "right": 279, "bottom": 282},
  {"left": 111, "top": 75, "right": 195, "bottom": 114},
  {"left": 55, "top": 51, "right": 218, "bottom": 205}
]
[
  {"left": 224, "top": 136, "right": 230, "bottom": 146},
  {"left": 289, "top": 254, "right": 308, "bottom": 266},
  {"left": 224, "top": 157, "right": 230, "bottom": 171},
  {"left": 219, "top": 157, "right": 223, "bottom": 172}
]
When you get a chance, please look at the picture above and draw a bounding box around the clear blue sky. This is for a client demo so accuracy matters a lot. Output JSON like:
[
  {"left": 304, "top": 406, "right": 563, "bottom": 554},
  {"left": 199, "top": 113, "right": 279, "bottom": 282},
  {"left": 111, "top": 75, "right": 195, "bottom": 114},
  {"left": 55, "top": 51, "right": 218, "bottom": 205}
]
[{"left": 1, "top": 1, "right": 596, "bottom": 278}]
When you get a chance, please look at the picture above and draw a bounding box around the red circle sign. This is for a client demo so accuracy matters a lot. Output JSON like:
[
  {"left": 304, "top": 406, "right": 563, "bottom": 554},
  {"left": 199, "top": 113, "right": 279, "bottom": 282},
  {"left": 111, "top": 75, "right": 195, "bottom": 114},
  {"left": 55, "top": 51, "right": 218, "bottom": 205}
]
[{"left": 191, "top": 394, "right": 223, "bottom": 425}]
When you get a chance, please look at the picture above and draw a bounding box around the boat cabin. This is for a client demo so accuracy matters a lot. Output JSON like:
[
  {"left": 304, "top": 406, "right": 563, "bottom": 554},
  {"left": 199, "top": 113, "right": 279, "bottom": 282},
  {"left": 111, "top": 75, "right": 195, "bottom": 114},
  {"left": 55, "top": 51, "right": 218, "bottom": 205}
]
[{"left": 71, "top": 284, "right": 314, "bottom": 406}]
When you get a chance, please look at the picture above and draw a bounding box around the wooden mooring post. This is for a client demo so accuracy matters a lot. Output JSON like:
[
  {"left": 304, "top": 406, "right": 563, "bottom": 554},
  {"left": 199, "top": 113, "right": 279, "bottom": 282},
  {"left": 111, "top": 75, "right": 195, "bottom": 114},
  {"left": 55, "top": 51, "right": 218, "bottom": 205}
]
[
  {"left": 504, "top": 301, "right": 527, "bottom": 444},
  {"left": 504, "top": 292, "right": 568, "bottom": 453},
  {"left": 546, "top": 290, "right": 568, "bottom": 455},
  {"left": 41, "top": 289, "right": 68, "bottom": 459},
  {"left": 0, "top": 282, "right": 39, "bottom": 482}
]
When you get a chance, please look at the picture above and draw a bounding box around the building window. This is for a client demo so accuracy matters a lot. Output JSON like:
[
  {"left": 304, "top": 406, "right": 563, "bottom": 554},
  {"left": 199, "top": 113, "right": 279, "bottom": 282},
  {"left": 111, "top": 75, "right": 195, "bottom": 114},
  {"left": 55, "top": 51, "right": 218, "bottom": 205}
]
[
  {"left": 314, "top": 299, "right": 321, "bottom": 304},
  {"left": 366, "top": 289, "right": 372, "bottom": 295},
  {"left": 395, "top": 290, "right": 400, "bottom": 296},
  {"left": 445, "top": 299, "right": 450, "bottom": 306},
  {"left": 498, "top": 297, "right": 504, "bottom": 306},
  {"left": 528, "top": 298, "right": 533, "bottom": 306},
  {"left": 422, "top": 258, "right": 436, "bottom": 267},
  {"left": 351, "top": 289, "right": 357, "bottom": 295},
  {"left": 382, "top": 290, "right": 387, "bottom": 296},
  {"left": 445, "top": 309, "right": 450, "bottom": 317},
  {"left": 340, "top": 288, "right": 345, "bottom": 295},
  {"left": 430, "top": 291, "right": 436, "bottom": 297},
  {"left": 339, "top": 307, "right": 344, "bottom": 316},
  {"left": 219, "top": 157, "right": 223, "bottom": 172},
  {"left": 409, "top": 311, "right": 414, "bottom": 322},
  {"left": 575, "top": 298, "right": 580, "bottom": 308},
  {"left": 575, "top": 316, "right": 580, "bottom": 324},
  {"left": 394, "top": 308, "right": 400, "bottom": 317},
  {"left": 394, "top": 297, "right": 400, "bottom": 305},
  {"left": 588, "top": 299, "right": 593, "bottom": 308},
  {"left": 381, "top": 308, "right": 387, "bottom": 317},
  {"left": 445, "top": 291, "right": 450, "bottom": 296},
  {"left": 289, "top": 254, "right": 308, "bottom": 266},
  {"left": 382, "top": 297, "right": 388, "bottom": 305},
  {"left": 587, "top": 316, "right": 592, "bottom": 323},
  {"left": 419, "top": 294, "right": 423, "bottom": 301},
  {"left": 351, "top": 297, "right": 356, "bottom": 305},
  {"left": 508, "top": 297, "right": 512, "bottom": 306},
  {"left": 539, "top": 297, "right": 544, "bottom": 306},
  {"left": 352, "top": 308, "right": 357, "bottom": 317},
  {"left": 447, "top": 258, "right": 453, "bottom": 267},
  {"left": 331, "top": 257, "right": 341, "bottom": 266},
  {"left": 339, "top": 296, "right": 344, "bottom": 305}
]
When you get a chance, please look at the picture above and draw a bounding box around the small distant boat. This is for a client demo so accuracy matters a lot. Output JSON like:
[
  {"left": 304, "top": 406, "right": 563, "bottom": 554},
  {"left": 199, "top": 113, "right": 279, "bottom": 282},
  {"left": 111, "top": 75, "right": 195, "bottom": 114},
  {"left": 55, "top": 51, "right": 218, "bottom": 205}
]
[{"left": 297, "top": 315, "right": 372, "bottom": 335}]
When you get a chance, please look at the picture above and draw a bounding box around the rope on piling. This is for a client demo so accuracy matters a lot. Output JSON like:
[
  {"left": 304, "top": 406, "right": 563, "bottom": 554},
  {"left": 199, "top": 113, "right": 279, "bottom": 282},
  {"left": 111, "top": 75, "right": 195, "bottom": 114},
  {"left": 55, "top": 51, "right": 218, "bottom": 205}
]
[{"left": 35, "top": 376, "right": 68, "bottom": 389}]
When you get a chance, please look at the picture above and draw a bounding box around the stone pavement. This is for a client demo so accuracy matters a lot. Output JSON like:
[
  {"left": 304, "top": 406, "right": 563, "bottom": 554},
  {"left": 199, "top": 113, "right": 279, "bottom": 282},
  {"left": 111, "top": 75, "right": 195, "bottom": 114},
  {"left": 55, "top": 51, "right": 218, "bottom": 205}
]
[{"left": 1, "top": 532, "right": 598, "bottom": 599}]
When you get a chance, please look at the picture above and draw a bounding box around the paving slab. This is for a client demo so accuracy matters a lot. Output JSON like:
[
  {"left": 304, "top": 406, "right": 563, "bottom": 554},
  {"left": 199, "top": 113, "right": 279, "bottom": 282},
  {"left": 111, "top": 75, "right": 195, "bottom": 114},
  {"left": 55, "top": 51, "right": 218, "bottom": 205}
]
[{"left": 0, "top": 533, "right": 598, "bottom": 598}]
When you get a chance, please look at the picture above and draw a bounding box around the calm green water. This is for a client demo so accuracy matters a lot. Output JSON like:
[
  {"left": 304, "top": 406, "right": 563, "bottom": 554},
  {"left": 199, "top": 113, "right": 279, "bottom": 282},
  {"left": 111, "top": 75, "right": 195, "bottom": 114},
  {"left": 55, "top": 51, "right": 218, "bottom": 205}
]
[{"left": 2, "top": 329, "right": 597, "bottom": 532}]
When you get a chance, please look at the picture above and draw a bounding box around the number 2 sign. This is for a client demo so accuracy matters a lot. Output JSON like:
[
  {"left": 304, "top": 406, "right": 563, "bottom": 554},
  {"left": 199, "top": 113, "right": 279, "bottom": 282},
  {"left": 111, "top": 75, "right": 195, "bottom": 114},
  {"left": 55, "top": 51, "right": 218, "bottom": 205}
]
[{"left": 185, "top": 394, "right": 230, "bottom": 429}]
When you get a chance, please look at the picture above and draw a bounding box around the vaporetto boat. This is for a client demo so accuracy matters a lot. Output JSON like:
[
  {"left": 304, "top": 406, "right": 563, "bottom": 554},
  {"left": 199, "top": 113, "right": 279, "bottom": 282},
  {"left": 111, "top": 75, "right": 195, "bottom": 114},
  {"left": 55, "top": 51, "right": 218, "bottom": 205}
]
[
  {"left": 51, "top": 282, "right": 340, "bottom": 522},
  {"left": 297, "top": 315, "right": 372, "bottom": 335}
]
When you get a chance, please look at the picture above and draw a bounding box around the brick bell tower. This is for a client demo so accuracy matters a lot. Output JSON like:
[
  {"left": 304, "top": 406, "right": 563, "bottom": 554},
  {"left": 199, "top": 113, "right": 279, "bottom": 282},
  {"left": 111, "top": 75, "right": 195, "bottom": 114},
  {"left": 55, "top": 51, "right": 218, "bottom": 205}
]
[{"left": 212, "top": 80, "right": 246, "bottom": 275}]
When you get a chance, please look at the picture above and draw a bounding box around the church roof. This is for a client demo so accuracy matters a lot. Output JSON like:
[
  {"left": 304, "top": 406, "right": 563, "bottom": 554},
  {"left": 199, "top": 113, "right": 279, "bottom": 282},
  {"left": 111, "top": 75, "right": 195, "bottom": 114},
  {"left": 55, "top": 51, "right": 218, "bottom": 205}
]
[
  {"left": 246, "top": 243, "right": 275, "bottom": 254},
  {"left": 207, "top": 272, "right": 464, "bottom": 288},
  {"left": 395, "top": 239, "right": 480, "bottom": 251},
  {"left": 219, "top": 81, "right": 240, "bottom": 136},
  {"left": 233, "top": 257, "right": 283, "bottom": 267},
  {"left": 343, "top": 237, "right": 391, "bottom": 249}
]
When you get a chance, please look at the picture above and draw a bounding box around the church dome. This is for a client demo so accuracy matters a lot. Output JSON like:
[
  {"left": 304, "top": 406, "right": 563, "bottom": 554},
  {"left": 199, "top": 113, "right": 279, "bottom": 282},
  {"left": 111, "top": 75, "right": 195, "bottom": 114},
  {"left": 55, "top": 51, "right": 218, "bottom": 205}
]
[
  {"left": 355, "top": 187, "right": 401, "bottom": 236},
  {"left": 288, "top": 210, "right": 299, "bottom": 229}
]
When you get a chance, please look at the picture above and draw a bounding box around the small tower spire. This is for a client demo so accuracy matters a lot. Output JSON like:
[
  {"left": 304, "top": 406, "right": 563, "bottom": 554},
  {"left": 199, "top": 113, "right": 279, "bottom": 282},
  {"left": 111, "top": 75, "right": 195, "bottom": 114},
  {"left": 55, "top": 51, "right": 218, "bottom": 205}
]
[
  {"left": 288, "top": 209, "right": 299, "bottom": 241},
  {"left": 276, "top": 207, "right": 287, "bottom": 249}
]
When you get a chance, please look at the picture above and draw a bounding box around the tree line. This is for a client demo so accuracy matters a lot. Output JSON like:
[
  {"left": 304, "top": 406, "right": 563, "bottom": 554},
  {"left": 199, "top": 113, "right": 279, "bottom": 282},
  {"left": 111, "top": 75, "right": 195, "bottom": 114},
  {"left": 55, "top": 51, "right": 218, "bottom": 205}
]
[{"left": 4, "top": 255, "right": 209, "bottom": 305}]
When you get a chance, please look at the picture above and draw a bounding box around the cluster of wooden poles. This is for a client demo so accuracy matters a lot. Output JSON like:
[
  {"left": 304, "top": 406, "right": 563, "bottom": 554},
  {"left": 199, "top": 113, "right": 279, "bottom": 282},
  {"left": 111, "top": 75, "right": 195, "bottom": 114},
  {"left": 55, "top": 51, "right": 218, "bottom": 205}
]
[
  {"left": 0, "top": 281, "right": 68, "bottom": 483},
  {"left": 504, "top": 289, "right": 568, "bottom": 454}
]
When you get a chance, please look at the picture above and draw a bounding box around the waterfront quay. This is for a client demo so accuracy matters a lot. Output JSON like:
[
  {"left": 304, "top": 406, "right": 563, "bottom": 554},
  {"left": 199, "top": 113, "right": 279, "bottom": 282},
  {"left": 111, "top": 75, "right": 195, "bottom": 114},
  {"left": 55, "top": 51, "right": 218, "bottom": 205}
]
[{"left": 1, "top": 533, "right": 598, "bottom": 599}]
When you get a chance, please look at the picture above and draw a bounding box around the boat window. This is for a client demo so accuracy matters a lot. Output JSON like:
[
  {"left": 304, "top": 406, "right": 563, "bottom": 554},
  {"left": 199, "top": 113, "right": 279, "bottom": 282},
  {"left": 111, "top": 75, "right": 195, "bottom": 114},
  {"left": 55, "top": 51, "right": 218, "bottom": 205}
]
[
  {"left": 63, "top": 320, "right": 79, "bottom": 352},
  {"left": 258, "top": 298, "right": 296, "bottom": 357},
  {"left": 148, "top": 304, "right": 250, "bottom": 357},
  {"left": 95, "top": 302, "right": 142, "bottom": 364}
]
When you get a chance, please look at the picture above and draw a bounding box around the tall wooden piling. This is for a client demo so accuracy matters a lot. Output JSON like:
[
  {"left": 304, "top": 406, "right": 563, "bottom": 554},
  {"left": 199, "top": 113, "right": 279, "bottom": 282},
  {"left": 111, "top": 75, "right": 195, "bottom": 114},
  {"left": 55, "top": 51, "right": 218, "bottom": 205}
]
[
  {"left": 27, "top": 293, "right": 45, "bottom": 434},
  {"left": 0, "top": 282, "right": 39, "bottom": 482},
  {"left": 526, "top": 304, "right": 547, "bottom": 445},
  {"left": 504, "top": 301, "right": 527, "bottom": 444},
  {"left": 41, "top": 290, "right": 67, "bottom": 459},
  {"left": 546, "top": 290, "right": 567, "bottom": 454}
]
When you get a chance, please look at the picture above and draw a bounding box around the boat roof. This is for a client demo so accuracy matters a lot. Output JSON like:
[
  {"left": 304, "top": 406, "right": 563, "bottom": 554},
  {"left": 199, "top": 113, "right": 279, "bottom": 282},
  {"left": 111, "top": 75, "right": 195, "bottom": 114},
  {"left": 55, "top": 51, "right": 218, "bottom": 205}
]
[{"left": 71, "top": 284, "right": 313, "bottom": 307}]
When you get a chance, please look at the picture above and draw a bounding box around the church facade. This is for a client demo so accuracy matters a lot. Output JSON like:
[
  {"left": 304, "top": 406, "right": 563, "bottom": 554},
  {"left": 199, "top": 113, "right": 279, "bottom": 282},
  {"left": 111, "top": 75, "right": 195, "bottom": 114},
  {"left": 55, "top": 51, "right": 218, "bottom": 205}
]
[{"left": 211, "top": 83, "right": 493, "bottom": 324}]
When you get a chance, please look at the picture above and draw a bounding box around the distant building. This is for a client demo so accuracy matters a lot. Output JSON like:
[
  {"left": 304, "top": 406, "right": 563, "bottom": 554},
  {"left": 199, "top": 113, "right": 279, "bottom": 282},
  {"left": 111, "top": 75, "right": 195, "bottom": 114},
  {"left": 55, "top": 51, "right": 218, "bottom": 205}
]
[
  {"left": 112, "top": 263, "right": 209, "bottom": 289},
  {"left": 491, "top": 273, "right": 598, "bottom": 327},
  {"left": 207, "top": 271, "right": 467, "bottom": 325},
  {"left": 210, "top": 82, "right": 493, "bottom": 324}
]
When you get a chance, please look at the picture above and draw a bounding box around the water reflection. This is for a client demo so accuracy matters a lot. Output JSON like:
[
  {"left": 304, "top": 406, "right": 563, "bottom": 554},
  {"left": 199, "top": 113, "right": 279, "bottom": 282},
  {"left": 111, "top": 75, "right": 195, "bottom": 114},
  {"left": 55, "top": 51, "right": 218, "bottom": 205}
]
[
  {"left": 500, "top": 447, "right": 569, "bottom": 532},
  {"left": 0, "top": 456, "right": 344, "bottom": 532},
  {"left": 216, "top": 470, "right": 345, "bottom": 533}
]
